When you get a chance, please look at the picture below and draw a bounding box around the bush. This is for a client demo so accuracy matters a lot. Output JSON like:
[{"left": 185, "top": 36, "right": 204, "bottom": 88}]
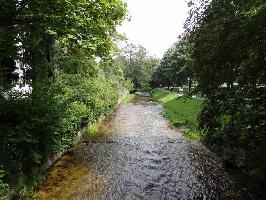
[
  {"left": 18, "top": 174, "right": 45, "bottom": 198},
  {"left": 184, "top": 128, "right": 202, "bottom": 141},
  {"left": 0, "top": 169, "right": 9, "bottom": 198},
  {"left": 0, "top": 72, "right": 122, "bottom": 194}
]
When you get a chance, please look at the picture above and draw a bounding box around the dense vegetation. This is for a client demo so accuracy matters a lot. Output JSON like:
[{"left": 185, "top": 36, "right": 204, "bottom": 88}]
[
  {"left": 153, "top": 0, "right": 265, "bottom": 196},
  {"left": 116, "top": 43, "right": 160, "bottom": 90},
  {"left": 152, "top": 38, "right": 194, "bottom": 93},
  {"left": 0, "top": 0, "right": 129, "bottom": 197},
  {"left": 1, "top": 0, "right": 265, "bottom": 198}
]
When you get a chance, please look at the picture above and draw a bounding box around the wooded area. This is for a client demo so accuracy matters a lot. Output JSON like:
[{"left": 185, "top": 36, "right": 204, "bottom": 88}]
[
  {"left": 0, "top": 0, "right": 265, "bottom": 198},
  {"left": 0, "top": 0, "right": 130, "bottom": 197},
  {"left": 152, "top": 0, "right": 265, "bottom": 196}
]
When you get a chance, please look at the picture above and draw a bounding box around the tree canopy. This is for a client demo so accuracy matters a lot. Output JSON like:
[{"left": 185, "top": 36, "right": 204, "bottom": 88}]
[
  {"left": 152, "top": 37, "right": 194, "bottom": 91},
  {"left": 117, "top": 43, "right": 160, "bottom": 90},
  {"left": 0, "top": 0, "right": 129, "bottom": 197},
  {"left": 0, "top": 0, "right": 127, "bottom": 87},
  {"left": 152, "top": 0, "right": 265, "bottom": 197}
]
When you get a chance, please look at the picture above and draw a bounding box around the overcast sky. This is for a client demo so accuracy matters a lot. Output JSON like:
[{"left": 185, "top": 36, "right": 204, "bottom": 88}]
[{"left": 118, "top": 0, "right": 190, "bottom": 58}]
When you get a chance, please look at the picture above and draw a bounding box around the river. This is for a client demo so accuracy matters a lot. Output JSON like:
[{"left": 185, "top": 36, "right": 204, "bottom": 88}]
[{"left": 27, "top": 96, "right": 244, "bottom": 200}]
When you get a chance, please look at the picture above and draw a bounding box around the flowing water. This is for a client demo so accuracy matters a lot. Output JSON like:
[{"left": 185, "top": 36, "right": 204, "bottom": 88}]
[{"left": 27, "top": 96, "right": 244, "bottom": 200}]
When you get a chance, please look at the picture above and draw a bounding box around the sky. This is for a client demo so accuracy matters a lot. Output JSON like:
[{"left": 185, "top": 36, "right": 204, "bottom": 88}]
[{"left": 118, "top": 0, "right": 190, "bottom": 58}]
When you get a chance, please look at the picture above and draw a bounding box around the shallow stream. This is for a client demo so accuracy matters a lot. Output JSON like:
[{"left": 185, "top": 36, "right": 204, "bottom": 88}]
[{"left": 27, "top": 96, "right": 244, "bottom": 200}]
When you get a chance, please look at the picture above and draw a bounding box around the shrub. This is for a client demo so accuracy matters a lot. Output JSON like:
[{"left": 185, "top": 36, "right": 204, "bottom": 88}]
[{"left": 0, "top": 169, "right": 9, "bottom": 198}]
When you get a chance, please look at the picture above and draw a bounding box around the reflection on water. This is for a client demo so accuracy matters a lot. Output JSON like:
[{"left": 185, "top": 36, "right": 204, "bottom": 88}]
[
  {"left": 25, "top": 155, "right": 107, "bottom": 200},
  {"left": 27, "top": 96, "right": 244, "bottom": 200}
]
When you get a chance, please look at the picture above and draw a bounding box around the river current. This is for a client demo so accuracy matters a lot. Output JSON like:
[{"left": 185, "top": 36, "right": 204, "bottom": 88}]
[{"left": 27, "top": 96, "right": 241, "bottom": 200}]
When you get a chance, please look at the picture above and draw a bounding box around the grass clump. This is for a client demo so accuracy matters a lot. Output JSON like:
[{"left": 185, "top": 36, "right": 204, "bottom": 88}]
[
  {"left": 122, "top": 94, "right": 136, "bottom": 103},
  {"left": 151, "top": 88, "right": 203, "bottom": 140},
  {"left": 82, "top": 122, "right": 100, "bottom": 140},
  {"left": 184, "top": 128, "right": 202, "bottom": 140},
  {"left": 19, "top": 174, "right": 45, "bottom": 198}
]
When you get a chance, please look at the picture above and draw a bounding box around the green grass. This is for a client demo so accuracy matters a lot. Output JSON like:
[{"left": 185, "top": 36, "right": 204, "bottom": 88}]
[
  {"left": 82, "top": 122, "right": 100, "bottom": 140},
  {"left": 184, "top": 128, "right": 202, "bottom": 140},
  {"left": 122, "top": 94, "right": 136, "bottom": 103},
  {"left": 151, "top": 88, "right": 203, "bottom": 140},
  {"left": 19, "top": 174, "right": 45, "bottom": 197}
]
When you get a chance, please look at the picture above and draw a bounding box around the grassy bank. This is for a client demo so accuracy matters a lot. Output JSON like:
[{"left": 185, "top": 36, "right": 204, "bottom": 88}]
[
  {"left": 82, "top": 93, "right": 135, "bottom": 141},
  {"left": 122, "top": 94, "right": 136, "bottom": 104},
  {"left": 151, "top": 88, "right": 203, "bottom": 140},
  {"left": 13, "top": 92, "right": 134, "bottom": 199}
]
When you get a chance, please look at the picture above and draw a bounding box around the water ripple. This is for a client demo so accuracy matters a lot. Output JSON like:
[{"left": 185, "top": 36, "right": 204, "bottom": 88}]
[{"left": 28, "top": 97, "right": 238, "bottom": 200}]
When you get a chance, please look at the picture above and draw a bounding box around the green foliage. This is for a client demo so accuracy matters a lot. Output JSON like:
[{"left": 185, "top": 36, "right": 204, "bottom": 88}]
[
  {"left": 0, "top": 0, "right": 127, "bottom": 77},
  {"left": 185, "top": 0, "right": 266, "bottom": 196},
  {"left": 19, "top": 174, "right": 45, "bottom": 197},
  {"left": 122, "top": 94, "right": 136, "bottom": 104},
  {"left": 117, "top": 43, "right": 160, "bottom": 90},
  {"left": 0, "top": 169, "right": 9, "bottom": 199},
  {"left": 151, "top": 37, "right": 194, "bottom": 92},
  {"left": 0, "top": 69, "right": 121, "bottom": 186},
  {"left": 0, "top": 0, "right": 128, "bottom": 196},
  {"left": 86, "top": 123, "right": 100, "bottom": 136},
  {"left": 151, "top": 88, "right": 203, "bottom": 140},
  {"left": 83, "top": 123, "right": 100, "bottom": 140},
  {"left": 184, "top": 128, "right": 202, "bottom": 141}
]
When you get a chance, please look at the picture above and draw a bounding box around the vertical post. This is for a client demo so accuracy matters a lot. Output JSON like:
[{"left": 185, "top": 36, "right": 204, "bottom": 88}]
[{"left": 188, "top": 77, "right": 191, "bottom": 94}]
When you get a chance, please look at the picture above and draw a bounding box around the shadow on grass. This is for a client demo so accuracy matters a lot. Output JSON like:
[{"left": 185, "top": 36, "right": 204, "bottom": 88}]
[
  {"left": 163, "top": 98, "right": 203, "bottom": 129},
  {"left": 151, "top": 89, "right": 171, "bottom": 101},
  {"left": 151, "top": 89, "right": 178, "bottom": 104}
]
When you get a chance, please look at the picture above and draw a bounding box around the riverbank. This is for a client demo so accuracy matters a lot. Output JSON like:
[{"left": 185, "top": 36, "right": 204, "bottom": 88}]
[
  {"left": 150, "top": 88, "right": 203, "bottom": 140},
  {"left": 82, "top": 93, "right": 136, "bottom": 141},
  {"left": 3, "top": 90, "right": 131, "bottom": 200},
  {"left": 24, "top": 94, "right": 238, "bottom": 199},
  {"left": 151, "top": 89, "right": 259, "bottom": 199}
]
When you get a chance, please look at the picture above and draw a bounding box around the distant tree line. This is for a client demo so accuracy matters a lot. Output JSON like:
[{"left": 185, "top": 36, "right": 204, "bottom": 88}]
[
  {"left": 151, "top": 37, "right": 194, "bottom": 94},
  {"left": 116, "top": 43, "right": 160, "bottom": 91}
]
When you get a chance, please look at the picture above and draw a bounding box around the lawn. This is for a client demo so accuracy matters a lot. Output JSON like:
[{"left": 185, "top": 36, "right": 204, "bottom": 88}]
[{"left": 151, "top": 88, "right": 203, "bottom": 140}]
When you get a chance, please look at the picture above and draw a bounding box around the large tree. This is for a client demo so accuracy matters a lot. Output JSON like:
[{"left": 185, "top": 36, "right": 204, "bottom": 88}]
[
  {"left": 0, "top": 0, "right": 127, "bottom": 87},
  {"left": 0, "top": 0, "right": 128, "bottom": 196},
  {"left": 186, "top": 0, "right": 266, "bottom": 196},
  {"left": 152, "top": 37, "right": 194, "bottom": 92},
  {"left": 117, "top": 43, "right": 160, "bottom": 90}
]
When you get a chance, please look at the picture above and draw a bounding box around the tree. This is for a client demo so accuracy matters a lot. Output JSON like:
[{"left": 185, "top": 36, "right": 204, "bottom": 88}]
[
  {"left": 0, "top": 0, "right": 128, "bottom": 196},
  {"left": 152, "top": 37, "right": 194, "bottom": 93},
  {"left": 186, "top": 0, "right": 266, "bottom": 196},
  {"left": 117, "top": 43, "right": 160, "bottom": 90},
  {"left": 0, "top": 0, "right": 127, "bottom": 87}
]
